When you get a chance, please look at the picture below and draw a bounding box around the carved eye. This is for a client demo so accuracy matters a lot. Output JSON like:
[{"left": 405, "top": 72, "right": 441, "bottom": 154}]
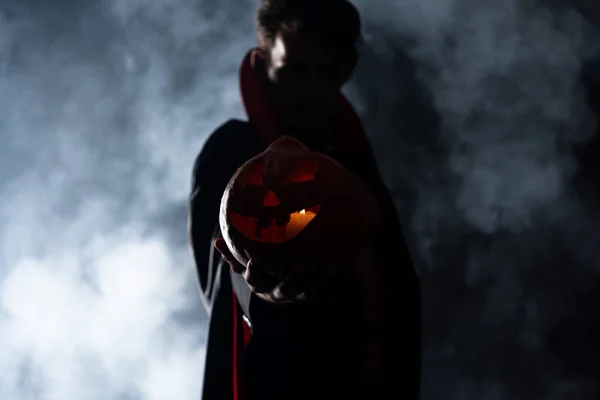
[{"left": 286, "top": 160, "right": 317, "bottom": 183}]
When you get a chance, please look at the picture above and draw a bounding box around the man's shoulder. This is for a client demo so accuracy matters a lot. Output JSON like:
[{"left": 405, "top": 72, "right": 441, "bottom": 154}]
[
  {"left": 215, "top": 118, "right": 253, "bottom": 136},
  {"left": 191, "top": 118, "right": 263, "bottom": 178}
]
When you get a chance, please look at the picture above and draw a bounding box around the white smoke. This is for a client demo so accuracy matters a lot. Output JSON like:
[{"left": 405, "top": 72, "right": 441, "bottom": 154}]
[
  {"left": 357, "top": 0, "right": 599, "bottom": 233},
  {"left": 3, "top": 0, "right": 600, "bottom": 399},
  {"left": 352, "top": 0, "right": 600, "bottom": 398},
  {"left": 0, "top": 0, "right": 255, "bottom": 399}
]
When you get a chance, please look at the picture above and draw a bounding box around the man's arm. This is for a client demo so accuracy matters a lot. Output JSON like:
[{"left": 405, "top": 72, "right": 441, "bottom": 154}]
[{"left": 188, "top": 120, "right": 255, "bottom": 315}]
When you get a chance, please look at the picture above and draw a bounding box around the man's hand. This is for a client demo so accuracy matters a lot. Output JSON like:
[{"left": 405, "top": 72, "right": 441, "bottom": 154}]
[
  {"left": 214, "top": 237, "right": 342, "bottom": 304},
  {"left": 214, "top": 237, "right": 293, "bottom": 303},
  {"left": 214, "top": 237, "right": 245, "bottom": 274}
]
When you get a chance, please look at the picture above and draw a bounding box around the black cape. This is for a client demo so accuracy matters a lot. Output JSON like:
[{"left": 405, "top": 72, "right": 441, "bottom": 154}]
[{"left": 189, "top": 119, "right": 421, "bottom": 400}]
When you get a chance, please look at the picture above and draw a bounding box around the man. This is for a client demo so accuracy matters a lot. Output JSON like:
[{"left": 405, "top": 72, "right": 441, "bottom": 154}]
[{"left": 188, "top": 1, "right": 421, "bottom": 399}]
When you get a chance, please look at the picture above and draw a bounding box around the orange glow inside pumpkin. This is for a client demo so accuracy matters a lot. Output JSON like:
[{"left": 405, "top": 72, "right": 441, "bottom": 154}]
[{"left": 228, "top": 205, "right": 321, "bottom": 243}]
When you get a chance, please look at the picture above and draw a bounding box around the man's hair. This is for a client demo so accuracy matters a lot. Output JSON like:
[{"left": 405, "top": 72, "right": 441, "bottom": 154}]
[{"left": 256, "top": 0, "right": 362, "bottom": 64}]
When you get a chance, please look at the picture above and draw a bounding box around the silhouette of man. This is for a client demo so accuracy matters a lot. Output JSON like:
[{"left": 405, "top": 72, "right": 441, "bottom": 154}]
[{"left": 188, "top": 1, "right": 421, "bottom": 399}]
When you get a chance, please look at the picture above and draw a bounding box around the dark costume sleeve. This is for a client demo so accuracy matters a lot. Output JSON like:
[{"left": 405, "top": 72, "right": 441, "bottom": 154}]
[
  {"left": 189, "top": 120, "right": 259, "bottom": 400},
  {"left": 189, "top": 120, "right": 254, "bottom": 314},
  {"left": 347, "top": 149, "right": 422, "bottom": 399},
  {"left": 189, "top": 131, "right": 228, "bottom": 314}
]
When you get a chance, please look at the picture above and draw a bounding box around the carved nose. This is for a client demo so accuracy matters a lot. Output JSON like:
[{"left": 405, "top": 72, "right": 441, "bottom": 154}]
[{"left": 263, "top": 190, "right": 280, "bottom": 207}]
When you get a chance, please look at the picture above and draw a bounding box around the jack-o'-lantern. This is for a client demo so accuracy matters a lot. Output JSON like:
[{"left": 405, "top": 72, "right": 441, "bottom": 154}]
[{"left": 219, "top": 136, "right": 378, "bottom": 300}]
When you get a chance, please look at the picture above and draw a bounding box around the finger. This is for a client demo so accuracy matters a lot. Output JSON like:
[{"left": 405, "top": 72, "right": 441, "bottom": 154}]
[
  {"left": 213, "top": 238, "right": 229, "bottom": 257},
  {"left": 214, "top": 238, "right": 245, "bottom": 274}
]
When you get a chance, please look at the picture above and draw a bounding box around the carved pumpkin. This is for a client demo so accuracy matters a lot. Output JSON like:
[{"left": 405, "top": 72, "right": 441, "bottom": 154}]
[{"left": 219, "top": 136, "right": 378, "bottom": 300}]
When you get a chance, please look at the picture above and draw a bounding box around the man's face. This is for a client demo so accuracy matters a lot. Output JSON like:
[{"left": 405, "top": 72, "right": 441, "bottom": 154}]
[{"left": 264, "top": 32, "right": 352, "bottom": 135}]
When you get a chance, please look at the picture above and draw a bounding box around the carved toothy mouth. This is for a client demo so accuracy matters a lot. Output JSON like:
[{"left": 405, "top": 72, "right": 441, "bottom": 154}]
[{"left": 228, "top": 205, "right": 322, "bottom": 243}]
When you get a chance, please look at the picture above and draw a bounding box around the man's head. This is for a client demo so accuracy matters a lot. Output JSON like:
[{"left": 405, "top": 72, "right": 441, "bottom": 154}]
[{"left": 253, "top": 0, "right": 362, "bottom": 138}]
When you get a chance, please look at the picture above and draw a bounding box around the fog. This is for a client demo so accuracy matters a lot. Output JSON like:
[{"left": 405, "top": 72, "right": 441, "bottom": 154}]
[{"left": 1, "top": 0, "right": 600, "bottom": 399}]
